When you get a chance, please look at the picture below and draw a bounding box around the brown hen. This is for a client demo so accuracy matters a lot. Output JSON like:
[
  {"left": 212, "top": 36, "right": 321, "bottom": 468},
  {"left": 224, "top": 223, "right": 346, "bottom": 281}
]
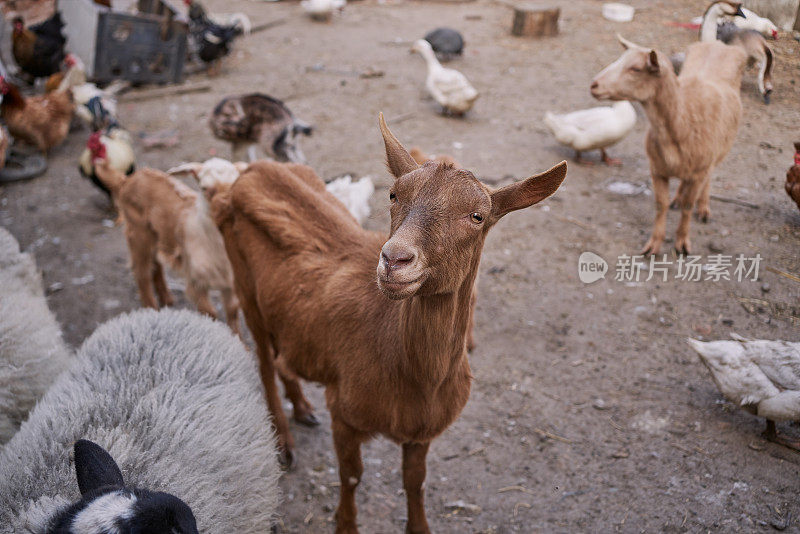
[
  {"left": 787, "top": 142, "right": 800, "bottom": 212},
  {"left": 0, "top": 77, "right": 73, "bottom": 154}
]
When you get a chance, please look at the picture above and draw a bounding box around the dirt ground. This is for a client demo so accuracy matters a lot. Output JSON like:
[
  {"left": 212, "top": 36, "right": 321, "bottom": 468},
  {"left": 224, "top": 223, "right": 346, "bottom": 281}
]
[{"left": 2, "top": 0, "right": 800, "bottom": 531}]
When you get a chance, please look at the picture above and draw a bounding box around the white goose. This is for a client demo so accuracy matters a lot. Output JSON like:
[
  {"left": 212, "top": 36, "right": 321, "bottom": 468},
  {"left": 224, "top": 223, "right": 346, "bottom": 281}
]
[
  {"left": 301, "top": 0, "right": 346, "bottom": 21},
  {"left": 543, "top": 101, "right": 636, "bottom": 165},
  {"left": 411, "top": 39, "right": 479, "bottom": 116},
  {"left": 688, "top": 335, "right": 800, "bottom": 450}
]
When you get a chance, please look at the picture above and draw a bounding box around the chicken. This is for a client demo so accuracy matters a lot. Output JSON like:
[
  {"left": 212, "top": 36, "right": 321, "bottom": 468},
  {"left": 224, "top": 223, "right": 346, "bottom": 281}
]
[
  {"left": 786, "top": 142, "right": 800, "bottom": 212},
  {"left": 185, "top": 0, "right": 251, "bottom": 34},
  {"left": 0, "top": 77, "right": 73, "bottom": 154},
  {"left": 544, "top": 101, "right": 637, "bottom": 165},
  {"left": 52, "top": 55, "right": 123, "bottom": 131},
  {"left": 732, "top": 6, "right": 779, "bottom": 39},
  {"left": 411, "top": 39, "right": 479, "bottom": 116},
  {"left": 209, "top": 93, "right": 313, "bottom": 163},
  {"left": 12, "top": 12, "right": 66, "bottom": 80},
  {"left": 79, "top": 126, "right": 136, "bottom": 197},
  {"left": 323, "top": 175, "right": 374, "bottom": 225},
  {"left": 185, "top": 0, "right": 240, "bottom": 71},
  {"left": 688, "top": 336, "right": 800, "bottom": 450}
]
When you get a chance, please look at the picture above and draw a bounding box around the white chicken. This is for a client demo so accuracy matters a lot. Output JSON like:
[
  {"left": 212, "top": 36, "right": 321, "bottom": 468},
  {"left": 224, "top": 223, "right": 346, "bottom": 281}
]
[
  {"left": 411, "top": 39, "right": 479, "bottom": 116},
  {"left": 732, "top": 7, "right": 779, "bottom": 39},
  {"left": 79, "top": 126, "right": 135, "bottom": 197},
  {"left": 543, "top": 101, "right": 636, "bottom": 165},
  {"left": 58, "top": 54, "right": 123, "bottom": 131},
  {"left": 688, "top": 335, "right": 800, "bottom": 450},
  {"left": 301, "top": 0, "right": 346, "bottom": 21},
  {"left": 324, "top": 175, "right": 374, "bottom": 226}
]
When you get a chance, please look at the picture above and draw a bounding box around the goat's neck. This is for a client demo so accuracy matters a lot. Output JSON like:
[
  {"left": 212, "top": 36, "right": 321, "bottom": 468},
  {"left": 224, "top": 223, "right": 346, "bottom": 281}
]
[
  {"left": 397, "top": 262, "right": 477, "bottom": 389},
  {"left": 700, "top": 3, "right": 723, "bottom": 42},
  {"left": 640, "top": 73, "right": 684, "bottom": 144}
]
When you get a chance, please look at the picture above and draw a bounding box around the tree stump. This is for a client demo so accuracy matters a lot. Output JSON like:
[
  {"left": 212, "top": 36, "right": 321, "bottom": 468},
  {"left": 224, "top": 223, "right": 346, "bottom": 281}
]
[{"left": 511, "top": 4, "right": 560, "bottom": 37}]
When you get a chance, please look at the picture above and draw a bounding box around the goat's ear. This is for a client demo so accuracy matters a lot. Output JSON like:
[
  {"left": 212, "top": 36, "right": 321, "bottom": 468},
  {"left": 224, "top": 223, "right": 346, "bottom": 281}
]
[
  {"left": 379, "top": 112, "right": 419, "bottom": 179},
  {"left": 647, "top": 50, "right": 660, "bottom": 74},
  {"left": 74, "top": 439, "right": 125, "bottom": 495},
  {"left": 167, "top": 162, "right": 202, "bottom": 180},
  {"left": 489, "top": 161, "right": 567, "bottom": 222}
]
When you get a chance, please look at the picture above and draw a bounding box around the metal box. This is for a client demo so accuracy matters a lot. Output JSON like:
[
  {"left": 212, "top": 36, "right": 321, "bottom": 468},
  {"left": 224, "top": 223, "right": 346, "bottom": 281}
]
[{"left": 61, "top": 0, "right": 187, "bottom": 85}]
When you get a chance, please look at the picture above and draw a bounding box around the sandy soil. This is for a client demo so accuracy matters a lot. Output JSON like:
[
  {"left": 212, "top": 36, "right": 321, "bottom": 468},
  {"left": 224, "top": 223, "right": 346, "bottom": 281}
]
[{"left": 2, "top": 0, "right": 800, "bottom": 531}]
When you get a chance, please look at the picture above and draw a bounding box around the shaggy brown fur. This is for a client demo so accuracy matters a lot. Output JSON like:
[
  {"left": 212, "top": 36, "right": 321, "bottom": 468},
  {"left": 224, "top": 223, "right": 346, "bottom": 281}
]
[
  {"left": 92, "top": 157, "right": 240, "bottom": 334},
  {"left": 591, "top": 37, "right": 746, "bottom": 255},
  {"left": 209, "top": 114, "right": 567, "bottom": 533}
]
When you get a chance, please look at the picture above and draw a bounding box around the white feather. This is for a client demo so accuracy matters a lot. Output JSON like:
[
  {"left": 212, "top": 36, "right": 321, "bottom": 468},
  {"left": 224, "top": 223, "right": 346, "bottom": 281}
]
[
  {"left": 325, "top": 175, "right": 374, "bottom": 225},
  {"left": 544, "top": 101, "right": 636, "bottom": 152},
  {"left": 70, "top": 491, "right": 136, "bottom": 534}
]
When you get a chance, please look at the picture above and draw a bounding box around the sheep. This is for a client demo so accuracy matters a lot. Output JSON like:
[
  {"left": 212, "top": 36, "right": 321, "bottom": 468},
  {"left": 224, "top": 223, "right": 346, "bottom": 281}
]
[
  {"left": 0, "top": 308, "right": 280, "bottom": 533},
  {"left": 207, "top": 113, "right": 567, "bottom": 532},
  {"left": 591, "top": 36, "right": 746, "bottom": 255},
  {"left": 87, "top": 139, "right": 241, "bottom": 334},
  {"left": 0, "top": 227, "right": 71, "bottom": 444}
]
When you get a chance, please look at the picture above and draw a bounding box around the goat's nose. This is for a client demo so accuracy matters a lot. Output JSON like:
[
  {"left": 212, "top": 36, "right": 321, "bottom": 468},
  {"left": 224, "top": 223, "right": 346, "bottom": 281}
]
[
  {"left": 381, "top": 244, "right": 416, "bottom": 273},
  {"left": 590, "top": 81, "right": 599, "bottom": 90}
]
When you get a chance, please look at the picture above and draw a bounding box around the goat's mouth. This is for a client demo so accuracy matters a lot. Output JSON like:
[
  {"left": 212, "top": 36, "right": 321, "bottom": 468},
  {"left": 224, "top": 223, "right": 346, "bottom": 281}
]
[{"left": 377, "top": 275, "right": 424, "bottom": 300}]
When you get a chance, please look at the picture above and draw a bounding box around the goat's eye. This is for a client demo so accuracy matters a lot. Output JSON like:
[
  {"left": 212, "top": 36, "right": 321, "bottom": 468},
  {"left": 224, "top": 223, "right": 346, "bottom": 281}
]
[
  {"left": 470, "top": 212, "right": 483, "bottom": 223},
  {"left": 630, "top": 66, "right": 642, "bottom": 72},
  {"left": 389, "top": 191, "right": 396, "bottom": 202}
]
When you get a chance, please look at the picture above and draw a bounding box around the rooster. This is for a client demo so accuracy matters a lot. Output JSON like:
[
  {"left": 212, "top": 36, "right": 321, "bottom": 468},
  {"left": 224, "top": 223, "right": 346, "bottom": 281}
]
[
  {"left": 12, "top": 12, "right": 66, "bottom": 80},
  {"left": 0, "top": 76, "right": 73, "bottom": 154},
  {"left": 79, "top": 127, "right": 136, "bottom": 197},
  {"left": 786, "top": 142, "right": 800, "bottom": 212},
  {"left": 185, "top": 0, "right": 240, "bottom": 72}
]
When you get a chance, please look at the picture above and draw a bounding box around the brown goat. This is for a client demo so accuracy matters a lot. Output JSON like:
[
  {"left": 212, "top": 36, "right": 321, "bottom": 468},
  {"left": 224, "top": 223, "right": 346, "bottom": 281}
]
[
  {"left": 209, "top": 114, "right": 566, "bottom": 533},
  {"left": 91, "top": 151, "right": 240, "bottom": 334},
  {"left": 591, "top": 36, "right": 746, "bottom": 255}
]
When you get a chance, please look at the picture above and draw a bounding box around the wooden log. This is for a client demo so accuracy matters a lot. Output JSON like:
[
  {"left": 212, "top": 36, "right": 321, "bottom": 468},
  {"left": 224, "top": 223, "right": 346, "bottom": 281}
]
[{"left": 511, "top": 4, "right": 560, "bottom": 37}]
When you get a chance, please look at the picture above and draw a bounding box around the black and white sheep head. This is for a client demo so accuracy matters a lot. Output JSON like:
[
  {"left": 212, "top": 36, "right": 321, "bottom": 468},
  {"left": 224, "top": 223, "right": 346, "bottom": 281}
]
[
  {"left": 272, "top": 120, "right": 313, "bottom": 164},
  {"left": 47, "top": 440, "right": 198, "bottom": 534}
]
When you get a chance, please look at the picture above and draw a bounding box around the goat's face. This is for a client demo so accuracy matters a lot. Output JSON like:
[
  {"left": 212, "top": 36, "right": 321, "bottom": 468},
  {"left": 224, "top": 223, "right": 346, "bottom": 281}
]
[
  {"left": 591, "top": 36, "right": 663, "bottom": 102},
  {"left": 376, "top": 114, "right": 567, "bottom": 300}
]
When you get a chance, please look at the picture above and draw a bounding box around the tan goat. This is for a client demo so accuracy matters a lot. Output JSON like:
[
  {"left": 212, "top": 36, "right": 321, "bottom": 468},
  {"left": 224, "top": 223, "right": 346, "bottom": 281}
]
[
  {"left": 209, "top": 114, "right": 566, "bottom": 533},
  {"left": 591, "top": 36, "right": 746, "bottom": 255},
  {"left": 89, "top": 141, "right": 240, "bottom": 334}
]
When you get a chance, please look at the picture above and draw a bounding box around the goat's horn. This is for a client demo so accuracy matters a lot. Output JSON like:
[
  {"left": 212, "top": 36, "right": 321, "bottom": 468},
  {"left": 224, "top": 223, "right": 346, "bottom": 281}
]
[
  {"left": 617, "top": 34, "right": 643, "bottom": 50},
  {"left": 378, "top": 112, "right": 419, "bottom": 179}
]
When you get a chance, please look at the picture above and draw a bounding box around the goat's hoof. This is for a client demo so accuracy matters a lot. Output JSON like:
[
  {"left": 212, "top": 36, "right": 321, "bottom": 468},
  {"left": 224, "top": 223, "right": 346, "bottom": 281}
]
[
  {"left": 640, "top": 239, "right": 662, "bottom": 257},
  {"left": 669, "top": 200, "right": 680, "bottom": 210},
  {"left": 278, "top": 448, "right": 296, "bottom": 470},
  {"left": 674, "top": 242, "right": 691, "bottom": 256},
  {"left": 763, "top": 91, "right": 772, "bottom": 105},
  {"left": 295, "top": 412, "right": 320, "bottom": 427}
]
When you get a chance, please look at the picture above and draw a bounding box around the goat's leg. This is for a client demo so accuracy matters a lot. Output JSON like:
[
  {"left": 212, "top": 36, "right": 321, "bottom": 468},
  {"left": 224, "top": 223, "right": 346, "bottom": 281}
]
[
  {"left": 275, "top": 357, "right": 319, "bottom": 426},
  {"left": 696, "top": 176, "right": 712, "bottom": 223},
  {"left": 670, "top": 181, "right": 687, "bottom": 210},
  {"left": 674, "top": 177, "right": 704, "bottom": 255},
  {"left": 126, "top": 231, "right": 159, "bottom": 309},
  {"left": 221, "top": 288, "right": 241, "bottom": 336},
  {"left": 186, "top": 281, "right": 218, "bottom": 320},
  {"left": 332, "top": 418, "right": 366, "bottom": 534},
  {"left": 246, "top": 314, "right": 295, "bottom": 467},
  {"left": 757, "top": 49, "right": 773, "bottom": 104},
  {"left": 402, "top": 441, "right": 432, "bottom": 534},
  {"left": 151, "top": 261, "right": 174, "bottom": 307},
  {"left": 641, "top": 175, "right": 670, "bottom": 256}
]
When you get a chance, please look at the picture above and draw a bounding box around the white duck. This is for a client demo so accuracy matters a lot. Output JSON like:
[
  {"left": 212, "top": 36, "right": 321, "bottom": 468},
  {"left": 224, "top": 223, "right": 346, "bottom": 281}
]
[
  {"left": 301, "top": 0, "right": 346, "bottom": 21},
  {"left": 411, "top": 39, "right": 479, "bottom": 116},
  {"left": 688, "top": 335, "right": 800, "bottom": 450},
  {"left": 543, "top": 101, "right": 636, "bottom": 165}
]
